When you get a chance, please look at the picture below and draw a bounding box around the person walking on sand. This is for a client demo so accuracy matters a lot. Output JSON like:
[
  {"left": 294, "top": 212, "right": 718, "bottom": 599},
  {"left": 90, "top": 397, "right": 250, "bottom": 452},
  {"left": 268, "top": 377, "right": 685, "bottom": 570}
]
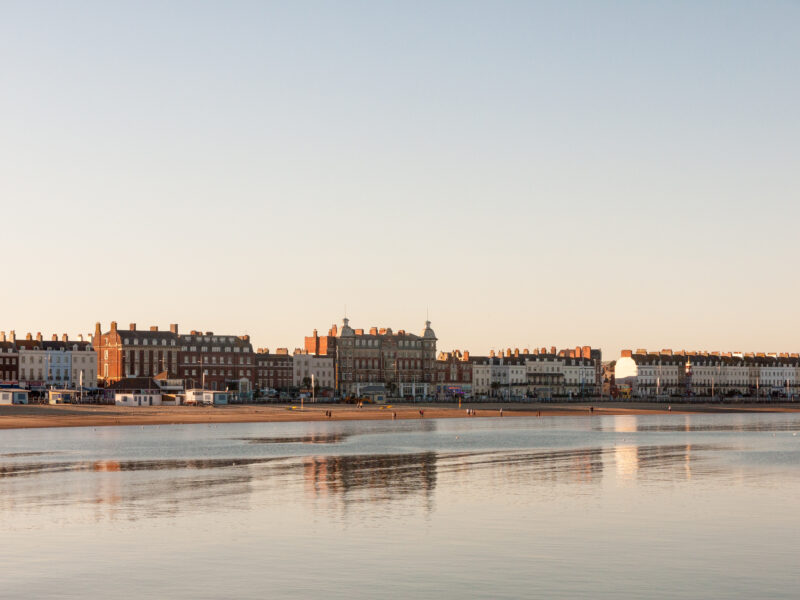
[
  {"left": 393, "top": 411, "right": 397, "bottom": 420},
  {"left": 500, "top": 408, "right": 503, "bottom": 417},
  {"left": 590, "top": 406, "right": 594, "bottom": 414}
]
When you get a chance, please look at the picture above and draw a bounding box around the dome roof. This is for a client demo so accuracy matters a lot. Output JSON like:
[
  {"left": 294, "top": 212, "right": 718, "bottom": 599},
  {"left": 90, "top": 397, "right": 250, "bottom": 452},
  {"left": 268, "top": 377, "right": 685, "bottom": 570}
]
[
  {"left": 422, "top": 320, "right": 436, "bottom": 339},
  {"left": 339, "top": 317, "right": 354, "bottom": 337}
]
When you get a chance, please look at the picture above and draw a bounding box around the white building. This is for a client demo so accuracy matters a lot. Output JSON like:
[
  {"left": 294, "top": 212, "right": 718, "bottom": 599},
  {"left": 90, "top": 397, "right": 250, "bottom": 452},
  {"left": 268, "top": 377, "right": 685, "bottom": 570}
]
[
  {"left": 292, "top": 353, "right": 335, "bottom": 389},
  {"left": 115, "top": 392, "right": 163, "bottom": 407},
  {"left": 185, "top": 389, "right": 230, "bottom": 405},
  {"left": 16, "top": 333, "right": 96, "bottom": 389},
  {"left": 616, "top": 349, "right": 800, "bottom": 398}
]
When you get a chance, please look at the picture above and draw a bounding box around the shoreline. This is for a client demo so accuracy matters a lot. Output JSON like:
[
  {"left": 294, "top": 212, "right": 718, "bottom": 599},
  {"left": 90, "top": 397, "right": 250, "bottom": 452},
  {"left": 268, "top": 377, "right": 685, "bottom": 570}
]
[{"left": 1, "top": 402, "right": 800, "bottom": 430}]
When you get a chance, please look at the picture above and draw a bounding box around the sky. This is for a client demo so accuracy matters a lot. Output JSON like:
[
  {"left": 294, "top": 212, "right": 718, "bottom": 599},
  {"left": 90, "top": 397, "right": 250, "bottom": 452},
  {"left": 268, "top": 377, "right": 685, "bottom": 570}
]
[{"left": 2, "top": 1, "right": 799, "bottom": 359}]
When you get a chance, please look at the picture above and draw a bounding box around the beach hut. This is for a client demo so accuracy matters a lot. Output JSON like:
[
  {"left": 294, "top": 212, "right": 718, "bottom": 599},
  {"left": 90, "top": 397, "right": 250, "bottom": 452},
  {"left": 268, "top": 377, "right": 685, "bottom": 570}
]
[{"left": 0, "top": 389, "right": 29, "bottom": 405}]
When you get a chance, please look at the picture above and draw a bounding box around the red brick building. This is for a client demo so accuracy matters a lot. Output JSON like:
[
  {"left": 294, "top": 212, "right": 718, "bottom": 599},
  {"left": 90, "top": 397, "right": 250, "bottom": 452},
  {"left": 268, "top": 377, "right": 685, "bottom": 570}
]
[
  {"left": 93, "top": 322, "right": 255, "bottom": 391},
  {"left": 304, "top": 325, "right": 338, "bottom": 357},
  {"left": 178, "top": 330, "right": 254, "bottom": 391},
  {"left": 0, "top": 334, "right": 18, "bottom": 383},
  {"left": 93, "top": 322, "right": 180, "bottom": 383},
  {"left": 435, "top": 350, "right": 473, "bottom": 398},
  {"left": 255, "top": 348, "right": 293, "bottom": 392}
]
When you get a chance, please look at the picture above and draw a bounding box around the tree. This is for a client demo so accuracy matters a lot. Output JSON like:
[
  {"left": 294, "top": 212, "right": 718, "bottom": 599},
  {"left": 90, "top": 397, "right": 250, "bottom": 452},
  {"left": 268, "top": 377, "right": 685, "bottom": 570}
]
[{"left": 302, "top": 376, "right": 312, "bottom": 389}]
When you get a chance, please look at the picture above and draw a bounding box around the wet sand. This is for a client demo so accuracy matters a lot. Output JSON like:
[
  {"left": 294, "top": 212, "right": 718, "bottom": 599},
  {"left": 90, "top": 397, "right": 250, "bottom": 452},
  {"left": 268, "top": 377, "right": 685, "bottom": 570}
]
[{"left": 1, "top": 402, "right": 799, "bottom": 430}]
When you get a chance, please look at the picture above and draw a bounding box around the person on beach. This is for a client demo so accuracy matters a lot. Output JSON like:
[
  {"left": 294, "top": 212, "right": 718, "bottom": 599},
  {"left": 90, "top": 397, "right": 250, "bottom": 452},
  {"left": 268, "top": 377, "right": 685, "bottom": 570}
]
[
  {"left": 419, "top": 409, "right": 424, "bottom": 418},
  {"left": 500, "top": 408, "right": 503, "bottom": 417},
  {"left": 590, "top": 406, "right": 594, "bottom": 414},
  {"left": 393, "top": 411, "right": 397, "bottom": 420}
]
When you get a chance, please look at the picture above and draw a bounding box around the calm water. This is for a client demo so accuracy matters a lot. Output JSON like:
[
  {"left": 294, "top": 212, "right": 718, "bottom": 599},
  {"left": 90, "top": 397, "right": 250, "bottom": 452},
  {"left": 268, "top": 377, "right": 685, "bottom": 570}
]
[{"left": 2, "top": 413, "right": 800, "bottom": 599}]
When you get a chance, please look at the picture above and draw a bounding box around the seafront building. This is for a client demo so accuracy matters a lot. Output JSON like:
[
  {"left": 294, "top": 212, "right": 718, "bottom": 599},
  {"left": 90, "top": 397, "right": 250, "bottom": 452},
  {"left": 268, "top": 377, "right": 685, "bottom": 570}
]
[
  {"left": 255, "top": 348, "right": 294, "bottom": 392},
  {"left": 93, "top": 322, "right": 255, "bottom": 392},
  {"left": 616, "top": 349, "right": 800, "bottom": 397},
  {"left": 292, "top": 352, "right": 335, "bottom": 390},
  {"left": 304, "top": 318, "right": 438, "bottom": 397},
  {"left": 470, "top": 347, "right": 600, "bottom": 399},
  {"left": 10, "top": 332, "right": 96, "bottom": 390}
]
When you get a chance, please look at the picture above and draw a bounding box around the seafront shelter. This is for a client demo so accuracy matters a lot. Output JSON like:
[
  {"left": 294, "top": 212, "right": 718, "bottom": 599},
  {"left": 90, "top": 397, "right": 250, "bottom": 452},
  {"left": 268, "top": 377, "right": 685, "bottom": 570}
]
[
  {"left": 48, "top": 389, "right": 79, "bottom": 404},
  {"left": 115, "top": 392, "right": 163, "bottom": 407},
  {"left": 0, "top": 389, "right": 29, "bottom": 405}
]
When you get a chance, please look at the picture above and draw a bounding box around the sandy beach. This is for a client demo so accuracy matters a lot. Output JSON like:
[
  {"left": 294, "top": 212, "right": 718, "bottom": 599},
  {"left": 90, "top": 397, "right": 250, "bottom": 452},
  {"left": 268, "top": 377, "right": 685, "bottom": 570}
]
[{"left": 1, "top": 402, "right": 799, "bottom": 430}]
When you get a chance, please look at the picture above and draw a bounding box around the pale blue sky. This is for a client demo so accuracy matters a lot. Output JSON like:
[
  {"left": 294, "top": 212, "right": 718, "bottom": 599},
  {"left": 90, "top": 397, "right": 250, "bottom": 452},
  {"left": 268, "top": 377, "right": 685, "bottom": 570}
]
[{"left": 2, "top": 1, "right": 798, "bottom": 358}]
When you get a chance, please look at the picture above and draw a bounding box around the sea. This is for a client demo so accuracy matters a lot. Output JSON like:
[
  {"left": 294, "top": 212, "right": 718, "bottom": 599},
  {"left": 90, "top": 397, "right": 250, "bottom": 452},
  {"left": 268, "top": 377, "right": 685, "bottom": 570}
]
[{"left": 1, "top": 413, "right": 799, "bottom": 599}]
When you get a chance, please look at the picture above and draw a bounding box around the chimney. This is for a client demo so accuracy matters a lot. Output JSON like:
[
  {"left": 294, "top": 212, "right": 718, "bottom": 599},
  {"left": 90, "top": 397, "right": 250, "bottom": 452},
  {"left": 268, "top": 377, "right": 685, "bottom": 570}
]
[
  {"left": 51, "top": 334, "right": 58, "bottom": 341},
  {"left": 205, "top": 331, "right": 213, "bottom": 335},
  {"left": 523, "top": 348, "right": 529, "bottom": 354},
  {"left": 150, "top": 326, "right": 158, "bottom": 332},
  {"left": 129, "top": 323, "right": 136, "bottom": 331},
  {"left": 369, "top": 327, "right": 378, "bottom": 335},
  {"left": 0, "top": 332, "right": 5, "bottom": 342},
  {"left": 621, "top": 350, "right": 633, "bottom": 358},
  {"left": 582, "top": 346, "right": 591, "bottom": 359},
  {"left": 313, "top": 329, "right": 318, "bottom": 336},
  {"left": 489, "top": 350, "right": 495, "bottom": 358},
  {"left": 505, "top": 348, "right": 511, "bottom": 357},
  {"left": 62, "top": 333, "right": 68, "bottom": 342},
  {"left": 79, "top": 334, "right": 84, "bottom": 342},
  {"left": 170, "top": 324, "right": 179, "bottom": 335},
  {"left": 514, "top": 348, "right": 519, "bottom": 357},
  {"left": 26, "top": 333, "right": 32, "bottom": 341},
  {"left": 550, "top": 346, "right": 556, "bottom": 355},
  {"left": 10, "top": 331, "right": 16, "bottom": 343},
  {"left": 110, "top": 321, "right": 118, "bottom": 334},
  {"left": 463, "top": 351, "right": 470, "bottom": 361},
  {"left": 36, "top": 332, "right": 43, "bottom": 342}
]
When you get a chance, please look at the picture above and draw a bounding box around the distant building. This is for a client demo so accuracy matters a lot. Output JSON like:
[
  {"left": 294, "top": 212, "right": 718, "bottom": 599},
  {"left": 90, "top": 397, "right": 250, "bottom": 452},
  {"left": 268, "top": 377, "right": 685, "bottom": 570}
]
[
  {"left": 470, "top": 346, "right": 600, "bottom": 398},
  {"left": 178, "top": 329, "right": 254, "bottom": 391},
  {"left": 434, "top": 350, "right": 473, "bottom": 399},
  {"left": 326, "top": 318, "right": 437, "bottom": 397},
  {"left": 255, "top": 348, "right": 293, "bottom": 391},
  {"left": 93, "top": 322, "right": 255, "bottom": 391},
  {"left": 293, "top": 352, "right": 335, "bottom": 389},
  {"left": 0, "top": 332, "right": 19, "bottom": 384},
  {"left": 616, "top": 349, "right": 800, "bottom": 398},
  {"left": 15, "top": 332, "right": 96, "bottom": 390},
  {"left": 93, "top": 322, "right": 180, "bottom": 383}
]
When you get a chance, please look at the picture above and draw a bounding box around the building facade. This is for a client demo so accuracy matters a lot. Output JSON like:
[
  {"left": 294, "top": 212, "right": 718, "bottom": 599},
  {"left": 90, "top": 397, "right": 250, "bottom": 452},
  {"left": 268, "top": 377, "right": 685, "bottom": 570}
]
[
  {"left": 616, "top": 349, "right": 800, "bottom": 398},
  {"left": 93, "top": 322, "right": 180, "bottom": 383},
  {"left": 0, "top": 332, "right": 18, "bottom": 384},
  {"left": 333, "top": 318, "right": 437, "bottom": 397},
  {"left": 255, "top": 348, "right": 293, "bottom": 392},
  {"left": 293, "top": 352, "right": 335, "bottom": 390},
  {"left": 178, "top": 330, "right": 254, "bottom": 391},
  {"left": 434, "top": 350, "right": 473, "bottom": 399},
  {"left": 15, "top": 332, "right": 96, "bottom": 389}
]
